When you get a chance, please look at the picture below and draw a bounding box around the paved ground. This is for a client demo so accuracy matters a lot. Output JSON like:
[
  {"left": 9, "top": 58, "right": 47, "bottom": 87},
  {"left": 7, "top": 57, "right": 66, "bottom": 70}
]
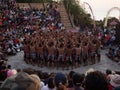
[{"left": 6, "top": 50, "right": 120, "bottom": 74}]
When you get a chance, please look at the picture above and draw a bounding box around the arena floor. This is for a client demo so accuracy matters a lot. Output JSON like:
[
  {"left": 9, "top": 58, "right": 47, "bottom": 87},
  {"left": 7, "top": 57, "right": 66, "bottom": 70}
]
[{"left": 7, "top": 49, "right": 120, "bottom": 74}]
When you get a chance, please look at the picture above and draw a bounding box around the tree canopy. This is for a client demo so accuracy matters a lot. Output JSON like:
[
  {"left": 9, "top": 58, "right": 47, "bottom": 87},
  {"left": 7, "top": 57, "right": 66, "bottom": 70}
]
[
  {"left": 16, "top": 0, "right": 53, "bottom": 3},
  {"left": 63, "top": 0, "right": 93, "bottom": 29}
]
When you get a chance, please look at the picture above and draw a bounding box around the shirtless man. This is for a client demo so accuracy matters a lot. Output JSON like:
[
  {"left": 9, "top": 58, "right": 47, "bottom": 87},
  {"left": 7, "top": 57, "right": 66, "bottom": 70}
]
[
  {"left": 90, "top": 37, "right": 101, "bottom": 64},
  {"left": 75, "top": 43, "right": 82, "bottom": 67},
  {"left": 36, "top": 41, "right": 44, "bottom": 67},
  {"left": 57, "top": 42, "right": 65, "bottom": 69},
  {"left": 65, "top": 41, "right": 73, "bottom": 70},
  {"left": 24, "top": 42, "right": 30, "bottom": 64},
  {"left": 89, "top": 39, "right": 97, "bottom": 64},
  {"left": 81, "top": 39, "right": 89, "bottom": 66},
  {"left": 47, "top": 39, "right": 55, "bottom": 68},
  {"left": 95, "top": 38, "right": 101, "bottom": 62},
  {"left": 30, "top": 42, "right": 36, "bottom": 65}
]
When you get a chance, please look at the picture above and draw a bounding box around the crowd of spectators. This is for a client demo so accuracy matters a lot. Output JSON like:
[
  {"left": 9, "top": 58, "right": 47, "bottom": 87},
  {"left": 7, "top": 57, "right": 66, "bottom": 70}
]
[
  {"left": 0, "top": 0, "right": 120, "bottom": 90},
  {"left": 101, "top": 28, "right": 120, "bottom": 64},
  {"left": 96, "top": 28, "right": 116, "bottom": 48},
  {"left": 94, "top": 27, "right": 119, "bottom": 63},
  {"left": 0, "top": 0, "right": 64, "bottom": 58},
  {"left": 0, "top": 0, "right": 65, "bottom": 78},
  {"left": 0, "top": 68, "right": 120, "bottom": 90},
  {"left": 106, "top": 45, "right": 120, "bottom": 64},
  {"left": 0, "top": 0, "right": 65, "bottom": 87},
  {"left": 82, "top": 27, "right": 116, "bottom": 49}
]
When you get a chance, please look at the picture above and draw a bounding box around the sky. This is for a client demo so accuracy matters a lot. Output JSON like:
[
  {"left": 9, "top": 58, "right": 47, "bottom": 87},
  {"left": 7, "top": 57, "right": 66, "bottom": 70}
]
[{"left": 80, "top": 0, "right": 120, "bottom": 20}]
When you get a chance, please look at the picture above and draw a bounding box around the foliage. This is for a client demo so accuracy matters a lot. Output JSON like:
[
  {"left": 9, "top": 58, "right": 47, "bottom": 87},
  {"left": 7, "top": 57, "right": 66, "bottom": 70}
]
[
  {"left": 103, "top": 17, "right": 119, "bottom": 27},
  {"left": 95, "top": 20, "right": 104, "bottom": 27},
  {"left": 115, "top": 22, "right": 120, "bottom": 44},
  {"left": 107, "top": 17, "right": 119, "bottom": 26},
  {"left": 16, "top": 0, "right": 53, "bottom": 3},
  {"left": 63, "top": 0, "right": 93, "bottom": 28}
]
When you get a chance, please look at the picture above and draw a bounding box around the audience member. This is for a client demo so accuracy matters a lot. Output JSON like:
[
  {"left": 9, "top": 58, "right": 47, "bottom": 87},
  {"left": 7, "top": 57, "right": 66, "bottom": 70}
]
[
  {"left": 54, "top": 72, "right": 68, "bottom": 90},
  {"left": 84, "top": 71, "right": 109, "bottom": 90},
  {"left": 72, "top": 73, "right": 84, "bottom": 90},
  {"left": 0, "top": 72, "right": 41, "bottom": 90}
]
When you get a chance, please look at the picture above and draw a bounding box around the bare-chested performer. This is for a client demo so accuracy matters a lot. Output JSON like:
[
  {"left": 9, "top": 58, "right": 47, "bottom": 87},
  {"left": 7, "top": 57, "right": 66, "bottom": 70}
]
[
  {"left": 65, "top": 41, "right": 74, "bottom": 70},
  {"left": 75, "top": 43, "right": 82, "bottom": 67},
  {"left": 57, "top": 42, "right": 65, "bottom": 69},
  {"left": 89, "top": 38, "right": 97, "bottom": 64},
  {"left": 90, "top": 36, "right": 101, "bottom": 64},
  {"left": 30, "top": 42, "right": 36, "bottom": 65},
  {"left": 24, "top": 34, "right": 31, "bottom": 64},
  {"left": 81, "top": 37, "right": 89, "bottom": 66},
  {"left": 47, "top": 39, "right": 55, "bottom": 68},
  {"left": 36, "top": 40, "right": 44, "bottom": 67},
  {"left": 95, "top": 37, "right": 101, "bottom": 62},
  {"left": 24, "top": 42, "right": 30, "bottom": 64}
]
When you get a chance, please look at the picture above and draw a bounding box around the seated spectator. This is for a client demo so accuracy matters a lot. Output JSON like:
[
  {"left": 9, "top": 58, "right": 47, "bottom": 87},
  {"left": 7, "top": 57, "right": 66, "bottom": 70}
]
[
  {"left": 0, "top": 72, "right": 41, "bottom": 90},
  {"left": 84, "top": 71, "right": 109, "bottom": 90},
  {"left": 114, "top": 86, "right": 120, "bottom": 90},
  {"left": 106, "top": 69, "right": 112, "bottom": 75},
  {"left": 0, "top": 66, "right": 7, "bottom": 81},
  {"left": 7, "top": 69, "right": 17, "bottom": 77},
  {"left": 113, "top": 50, "right": 120, "bottom": 62},
  {"left": 106, "top": 69, "right": 113, "bottom": 81},
  {"left": 109, "top": 74, "right": 120, "bottom": 90},
  {"left": 67, "top": 71, "right": 75, "bottom": 89},
  {"left": 114, "top": 71, "right": 120, "bottom": 75},
  {"left": 54, "top": 72, "right": 68, "bottom": 90},
  {"left": 7, "top": 65, "right": 11, "bottom": 70},
  {"left": 72, "top": 73, "right": 84, "bottom": 90},
  {"left": 85, "top": 68, "right": 95, "bottom": 76},
  {"left": 41, "top": 77, "right": 55, "bottom": 90},
  {"left": 106, "top": 47, "right": 120, "bottom": 63},
  {"left": 106, "top": 48, "right": 113, "bottom": 59}
]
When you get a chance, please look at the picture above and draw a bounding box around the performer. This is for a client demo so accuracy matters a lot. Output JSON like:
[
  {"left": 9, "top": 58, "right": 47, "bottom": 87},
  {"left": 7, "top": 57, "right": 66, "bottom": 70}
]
[
  {"left": 75, "top": 43, "right": 82, "bottom": 67},
  {"left": 81, "top": 35, "right": 89, "bottom": 66}
]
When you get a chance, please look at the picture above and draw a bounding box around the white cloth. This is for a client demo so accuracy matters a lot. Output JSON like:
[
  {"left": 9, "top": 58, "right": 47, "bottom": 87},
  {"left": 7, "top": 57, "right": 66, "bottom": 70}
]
[
  {"left": 41, "top": 84, "right": 56, "bottom": 90},
  {"left": 41, "top": 85, "right": 48, "bottom": 90},
  {"left": 40, "top": 81, "right": 45, "bottom": 89}
]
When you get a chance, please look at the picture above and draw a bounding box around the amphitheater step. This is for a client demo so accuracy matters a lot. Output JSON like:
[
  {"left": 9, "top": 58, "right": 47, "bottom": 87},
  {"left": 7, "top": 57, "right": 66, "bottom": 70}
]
[{"left": 59, "top": 3, "right": 72, "bottom": 29}]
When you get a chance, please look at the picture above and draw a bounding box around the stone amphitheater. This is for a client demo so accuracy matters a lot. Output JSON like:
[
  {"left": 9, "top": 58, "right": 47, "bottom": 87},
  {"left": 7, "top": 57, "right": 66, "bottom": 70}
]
[{"left": 6, "top": 3, "right": 120, "bottom": 74}]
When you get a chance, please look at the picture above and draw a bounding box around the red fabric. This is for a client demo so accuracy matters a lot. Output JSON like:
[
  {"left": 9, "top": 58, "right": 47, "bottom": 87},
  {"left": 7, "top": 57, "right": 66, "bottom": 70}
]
[
  {"left": 0, "top": 18, "right": 3, "bottom": 26},
  {"left": 105, "top": 35, "right": 110, "bottom": 41},
  {"left": 0, "top": 22, "right": 2, "bottom": 26},
  {"left": 13, "top": 39, "right": 19, "bottom": 44},
  {"left": 109, "top": 84, "right": 115, "bottom": 90}
]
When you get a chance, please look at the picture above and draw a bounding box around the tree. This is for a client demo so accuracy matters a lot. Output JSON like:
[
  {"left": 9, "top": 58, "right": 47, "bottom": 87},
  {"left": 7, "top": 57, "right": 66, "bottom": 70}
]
[
  {"left": 16, "top": 0, "right": 53, "bottom": 3},
  {"left": 115, "top": 22, "right": 120, "bottom": 44},
  {"left": 63, "top": 0, "right": 93, "bottom": 29}
]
